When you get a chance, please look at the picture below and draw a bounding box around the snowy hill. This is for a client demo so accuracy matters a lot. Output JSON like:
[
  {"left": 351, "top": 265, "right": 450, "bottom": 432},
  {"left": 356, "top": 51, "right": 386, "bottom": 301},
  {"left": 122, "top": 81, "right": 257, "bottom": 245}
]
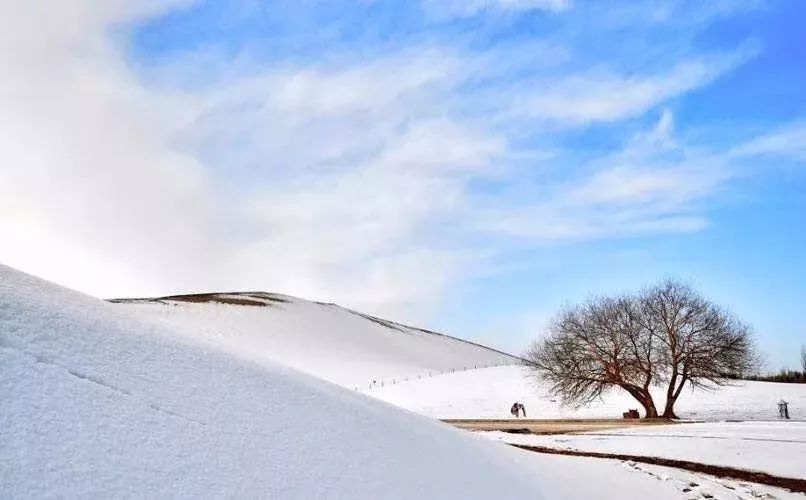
[
  {"left": 1, "top": 265, "right": 700, "bottom": 498},
  {"left": 109, "top": 291, "right": 806, "bottom": 423},
  {"left": 0, "top": 265, "right": 542, "bottom": 497},
  {"left": 110, "top": 291, "right": 518, "bottom": 388}
]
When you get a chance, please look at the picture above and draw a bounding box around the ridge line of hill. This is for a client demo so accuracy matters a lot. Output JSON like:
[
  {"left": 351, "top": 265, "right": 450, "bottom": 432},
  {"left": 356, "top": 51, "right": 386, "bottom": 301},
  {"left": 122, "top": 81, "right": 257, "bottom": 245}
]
[
  {"left": 336, "top": 306, "right": 525, "bottom": 363},
  {"left": 107, "top": 290, "right": 525, "bottom": 363}
]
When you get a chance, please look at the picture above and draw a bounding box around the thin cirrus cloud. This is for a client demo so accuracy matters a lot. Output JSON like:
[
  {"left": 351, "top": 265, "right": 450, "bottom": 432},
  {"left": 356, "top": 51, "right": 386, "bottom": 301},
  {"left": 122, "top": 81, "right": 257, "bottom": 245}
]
[
  {"left": 480, "top": 109, "right": 789, "bottom": 242},
  {"left": 725, "top": 121, "right": 806, "bottom": 162},
  {"left": 420, "top": 0, "right": 570, "bottom": 18},
  {"left": 518, "top": 49, "right": 758, "bottom": 126}
]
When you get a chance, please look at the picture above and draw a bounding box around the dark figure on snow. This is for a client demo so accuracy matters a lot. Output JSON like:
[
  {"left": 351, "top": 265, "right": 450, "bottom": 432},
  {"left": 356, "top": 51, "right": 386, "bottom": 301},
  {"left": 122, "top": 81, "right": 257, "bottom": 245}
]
[
  {"left": 518, "top": 403, "right": 527, "bottom": 418},
  {"left": 779, "top": 400, "right": 790, "bottom": 419},
  {"left": 510, "top": 402, "right": 520, "bottom": 418}
]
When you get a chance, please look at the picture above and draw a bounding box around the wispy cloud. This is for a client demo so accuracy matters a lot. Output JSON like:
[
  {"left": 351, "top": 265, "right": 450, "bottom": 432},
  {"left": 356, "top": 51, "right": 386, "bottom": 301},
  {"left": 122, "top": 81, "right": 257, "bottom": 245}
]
[
  {"left": 0, "top": 0, "right": 795, "bottom": 323},
  {"left": 420, "top": 0, "right": 570, "bottom": 18},
  {"left": 482, "top": 109, "right": 753, "bottom": 242},
  {"left": 515, "top": 50, "right": 757, "bottom": 125},
  {"left": 726, "top": 121, "right": 806, "bottom": 162}
]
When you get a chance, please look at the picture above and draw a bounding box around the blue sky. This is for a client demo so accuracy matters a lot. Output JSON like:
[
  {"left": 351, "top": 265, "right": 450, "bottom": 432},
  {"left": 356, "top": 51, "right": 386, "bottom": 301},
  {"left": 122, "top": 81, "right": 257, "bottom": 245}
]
[{"left": 1, "top": 1, "right": 803, "bottom": 369}]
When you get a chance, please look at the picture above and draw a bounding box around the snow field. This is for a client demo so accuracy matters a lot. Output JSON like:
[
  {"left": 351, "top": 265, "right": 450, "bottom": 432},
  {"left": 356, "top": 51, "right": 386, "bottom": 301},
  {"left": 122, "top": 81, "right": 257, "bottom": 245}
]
[
  {"left": 370, "top": 364, "right": 806, "bottom": 421},
  {"left": 481, "top": 421, "right": 806, "bottom": 480},
  {"left": 113, "top": 288, "right": 806, "bottom": 490},
  {"left": 114, "top": 291, "right": 806, "bottom": 425},
  {"left": 8, "top": 264, "right": 804, "bottom": 498},
  {"left": 3, "top": 264, "right": 710, "bottom": 499}
]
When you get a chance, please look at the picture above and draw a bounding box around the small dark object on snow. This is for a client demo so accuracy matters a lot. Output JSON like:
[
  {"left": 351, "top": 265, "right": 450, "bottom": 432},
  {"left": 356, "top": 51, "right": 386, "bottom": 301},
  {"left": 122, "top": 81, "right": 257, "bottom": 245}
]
[
  {"left": 502, "top": 428, "right": 532, "bottom": 434},
  {"left": 510, "top": 402, "right": 527, "bottom": 418},
  {"left": 778, "top": 400, "right": 790, "bottom": 419},
  {"left": 622, "top": 409, "right": 640, "bottom": 419}
]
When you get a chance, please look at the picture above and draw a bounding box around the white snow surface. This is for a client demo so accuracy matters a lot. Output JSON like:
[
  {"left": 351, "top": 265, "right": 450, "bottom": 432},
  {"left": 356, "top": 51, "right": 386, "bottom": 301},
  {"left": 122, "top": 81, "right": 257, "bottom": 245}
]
[
  {"left": 2, "top": 264, "right": 692, "bottom": 499},
  {"left": 482, "top": 421, "right": 806, "bottom": 480},
  {"left": 112, "top": 294, "right": 806, "bottom": 423},
  {"left": 115, "top": 297, "right": 517, "bottom": 389},
  {"left": 370, "top": 365, "right": 806, "bottom": 421},
  {"left": 505, "top": 452, "right": 804, "bottom": 500},
  {"left": 579, "top": 458, "right": 804, "bottom": 500}
]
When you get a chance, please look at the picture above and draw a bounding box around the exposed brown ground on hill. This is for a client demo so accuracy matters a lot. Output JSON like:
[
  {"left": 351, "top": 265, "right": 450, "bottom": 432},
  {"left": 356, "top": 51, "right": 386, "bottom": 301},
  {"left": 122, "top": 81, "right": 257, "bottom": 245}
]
[{"left": 109, "top": 291, "right": 291, "bottom": 307}]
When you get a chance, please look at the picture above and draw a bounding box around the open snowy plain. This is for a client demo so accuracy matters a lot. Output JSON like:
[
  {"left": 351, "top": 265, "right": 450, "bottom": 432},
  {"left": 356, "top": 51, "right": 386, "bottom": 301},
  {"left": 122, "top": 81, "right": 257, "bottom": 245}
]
[
  {"left": 370, "top": 364, "right": 806, "bottom": 421},
  {"left": 483, "top": 421, "right": 806, "bottom": 479}
]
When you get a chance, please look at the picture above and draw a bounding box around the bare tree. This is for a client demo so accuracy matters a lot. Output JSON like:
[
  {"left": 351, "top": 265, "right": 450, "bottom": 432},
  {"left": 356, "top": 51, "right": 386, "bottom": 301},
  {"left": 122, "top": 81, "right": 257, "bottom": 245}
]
[
  {"left": 526, "top": 280, "right": 757, "bottom": 419},
  {"left": 801, "top": 345, "right": 806, "bottom": 373},
  {"left": 526, "top": 295, "right": 662, "bottom": 418},
  {"left": 638, "top": 280, "right": 757, "bottom": 419}
]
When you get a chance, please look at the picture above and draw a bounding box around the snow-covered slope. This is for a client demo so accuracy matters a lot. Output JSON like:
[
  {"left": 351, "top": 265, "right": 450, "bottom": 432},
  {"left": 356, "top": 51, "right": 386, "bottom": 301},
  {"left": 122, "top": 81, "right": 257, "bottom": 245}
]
[
  {"left": 370, "top": 365, "right": 806, "bottom": 421},
  {"left": 1, "top": 265, "right": 698, "bottom": 498},
  {"left": 1, "top": 265, "right": 541, "bottom": 497},
  {"left": 110, "top": 291, "right": 806, "bottom": 423},
  {"left": 111, "top": 292, "right": 517, "bottom": 388}
]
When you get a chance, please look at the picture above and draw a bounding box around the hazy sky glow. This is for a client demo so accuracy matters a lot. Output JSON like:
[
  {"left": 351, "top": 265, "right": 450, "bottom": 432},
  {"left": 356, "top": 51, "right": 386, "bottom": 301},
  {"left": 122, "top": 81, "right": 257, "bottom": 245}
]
[{"left": 1, "top": 0, "right": 804, "bottom": 369}]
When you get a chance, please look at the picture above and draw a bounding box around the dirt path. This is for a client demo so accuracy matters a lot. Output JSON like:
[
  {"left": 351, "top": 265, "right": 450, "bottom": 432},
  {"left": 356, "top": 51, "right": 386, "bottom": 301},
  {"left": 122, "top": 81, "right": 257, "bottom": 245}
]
[
  {"left": 511, "top": 444, "right": 806, "bottom": 494},
  {"left": 443, "top": 418, "right": 678, "bottom": 435}
]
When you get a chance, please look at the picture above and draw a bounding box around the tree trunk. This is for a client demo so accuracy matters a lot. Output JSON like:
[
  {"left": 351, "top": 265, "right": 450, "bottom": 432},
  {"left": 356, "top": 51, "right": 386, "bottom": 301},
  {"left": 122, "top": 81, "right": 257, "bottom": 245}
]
[
  {"left": 661, "top": 400, "right": 678, "bottom": 419},
  {"left": 622, "top": 385, "right": 659, "bottom": 418},
  {"left": 641, "top": 395, "right": 659, "bottom": 418},
  {"left": 663, "top": 370, "right": 678, "bottom": 418},
  {"left": 662, "top": 375, "right": 687, "bottom": 419},
  {"left": 662, "top": 371, "right": 679, "bottom": 418}
]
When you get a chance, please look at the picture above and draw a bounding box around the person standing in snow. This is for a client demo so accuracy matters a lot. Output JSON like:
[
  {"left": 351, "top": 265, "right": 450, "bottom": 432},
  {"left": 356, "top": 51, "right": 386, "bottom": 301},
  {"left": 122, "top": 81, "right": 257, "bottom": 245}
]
[
  {"left": 778, "top": 400, "right": 790, "bottom": 419},
  {"left": 510, "top": 402, "right": 520, "bottom": 418}
]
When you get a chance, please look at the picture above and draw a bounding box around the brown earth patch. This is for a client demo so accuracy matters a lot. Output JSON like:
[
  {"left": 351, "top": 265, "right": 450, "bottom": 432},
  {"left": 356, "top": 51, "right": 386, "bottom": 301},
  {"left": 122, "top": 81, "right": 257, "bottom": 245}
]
[
  {"left": 443, "top": 418, "right": 678, "bottom": 435},
  {"left": 109, "top": 292, "right": 291, "bottom": 307},
  {"left": 160, "top": 294, "right": 270, "bottom": 306}
]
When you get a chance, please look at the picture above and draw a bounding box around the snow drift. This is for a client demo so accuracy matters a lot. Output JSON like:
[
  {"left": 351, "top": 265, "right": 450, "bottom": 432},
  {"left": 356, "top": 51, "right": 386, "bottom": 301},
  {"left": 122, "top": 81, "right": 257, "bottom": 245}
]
[{"left": 0, "top": 264, "right": 547, "bottom": 497}]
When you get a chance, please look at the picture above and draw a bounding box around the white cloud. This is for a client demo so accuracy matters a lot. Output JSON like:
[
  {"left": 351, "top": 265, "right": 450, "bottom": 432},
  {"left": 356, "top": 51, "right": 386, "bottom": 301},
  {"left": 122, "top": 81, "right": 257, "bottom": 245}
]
[
  {"left": 0, "top": 2, "right": 504, "bottom": 320},
  {"left": 519, "top": 52, "right": 755, "bottom": 125},
  {"left": 483, "top": 111, "right": 727, "bottom": 241},
  {"left": 0, "top": 0, "right": 784, "bottom": 326},
  {"left": 485, "top": 107, "right": 802, "bottom": 245},
  {"left": 726, "top": 122, "right": 806, "bottom": 161},
  {"left": 421, "top": 0, "right": 570, "bottom": 18},
  {"left": 0, "top": 0, "right": 220, "bottom": 293}
]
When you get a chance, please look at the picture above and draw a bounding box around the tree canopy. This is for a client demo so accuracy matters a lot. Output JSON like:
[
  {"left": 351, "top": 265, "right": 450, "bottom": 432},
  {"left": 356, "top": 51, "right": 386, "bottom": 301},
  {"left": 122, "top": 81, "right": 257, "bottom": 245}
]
[{"left": 526, "top": 280, "right": 757, "bottom": 418}]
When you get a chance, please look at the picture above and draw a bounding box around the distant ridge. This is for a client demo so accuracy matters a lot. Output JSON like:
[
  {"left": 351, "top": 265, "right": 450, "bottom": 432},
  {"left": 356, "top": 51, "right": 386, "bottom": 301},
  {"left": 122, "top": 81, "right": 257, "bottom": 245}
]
[
  {"left": 109, "top": 290, "right": 521, "bottom": 361},
  {"left": 109, "top": 290, "right": 522, "bottom": 388}
]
